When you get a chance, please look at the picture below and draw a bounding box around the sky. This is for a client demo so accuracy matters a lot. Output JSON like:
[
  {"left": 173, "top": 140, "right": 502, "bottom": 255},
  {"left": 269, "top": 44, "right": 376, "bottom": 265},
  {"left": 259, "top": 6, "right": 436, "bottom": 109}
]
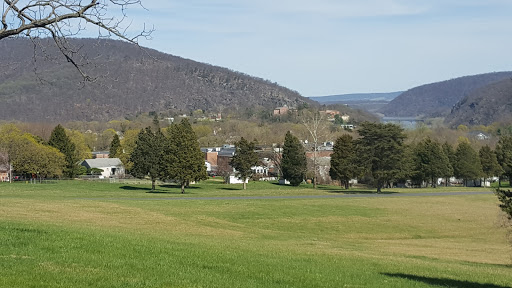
[{"left": 112, "top": 0, "right": 512, "bottom": 96}]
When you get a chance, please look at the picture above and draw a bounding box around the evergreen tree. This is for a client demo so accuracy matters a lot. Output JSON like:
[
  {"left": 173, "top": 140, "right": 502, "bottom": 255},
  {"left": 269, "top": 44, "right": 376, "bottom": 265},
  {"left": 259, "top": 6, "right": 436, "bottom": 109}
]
[
  {"left": 413, "top": 137, "right": 452, "bottom": 187},
  {"left": 130, "top": 127, "right": 164, "bottom": 190},
  {"left": 396, "top": 144, "right": 416, "bottom": 187},
  {"left": 453, "top": 141, "right": 482, "bottom": 187},
  {"left": 109, "top": 134, "right": 121, "bottom": 158},
  {"left": 356, "top": 122, "right": 406, "bottom": 193},
  {"left": 495, "top": 188, "right": 512, "bottom": 221},
  {"left": 48, "top": 124, "right": 79, "bottom": 178},
  {"left": 329, "top": 134, "right": 357, "bottom": 189},
  {"left": 281, "top": 131, "right": 307, "bottom": 186},
  {"left": 230, "top": 137, "right": 258, "bottom": 190},
  {"left": 496, "top": 136, "right": 512, "bottom": 186},
  {"left": 479, "top": 145, "right": 503, "bottom": 184},
  {"left": 108, "top": 133, "right": 121, "bottom": 158},
  {"left": 441, "top": 142, "right": 456, "bottom": 187},
  {"left": 161, "top": 119, "right": 207, "bottom": 194}
]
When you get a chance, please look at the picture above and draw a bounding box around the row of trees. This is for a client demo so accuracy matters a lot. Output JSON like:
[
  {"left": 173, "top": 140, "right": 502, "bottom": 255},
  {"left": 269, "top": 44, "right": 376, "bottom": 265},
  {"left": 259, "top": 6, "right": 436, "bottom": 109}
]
[
  {"left": 0, "top": 124, "right": 87, "bottom": 180},
  {"left": 327, "top": 123, "right": 512, "bottom": 191},
  {"left": 129, "top": 118, "right": 207, "bottom": 193}
]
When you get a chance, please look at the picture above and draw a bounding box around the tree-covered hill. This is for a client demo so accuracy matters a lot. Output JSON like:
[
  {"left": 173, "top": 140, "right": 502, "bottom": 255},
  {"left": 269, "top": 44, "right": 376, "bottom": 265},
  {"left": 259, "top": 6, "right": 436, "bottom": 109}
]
[
  {"left": 0, "top": 38, "right": 314, "bottom": 122},
  {"left": 379, "top": 72, "right": 512, "bottom": 118},
  {"left": 445, "top": 78, "right": 512, "bottom": 127}
]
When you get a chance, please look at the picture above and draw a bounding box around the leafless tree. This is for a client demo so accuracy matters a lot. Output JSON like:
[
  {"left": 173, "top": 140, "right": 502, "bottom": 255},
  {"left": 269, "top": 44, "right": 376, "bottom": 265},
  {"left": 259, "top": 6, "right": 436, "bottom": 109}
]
[
  {"left": 1, "top": 0, "right": 152, "bottom": 80},
  {"left": 302, "top": 110, "right": 328, "bottom": 188}
]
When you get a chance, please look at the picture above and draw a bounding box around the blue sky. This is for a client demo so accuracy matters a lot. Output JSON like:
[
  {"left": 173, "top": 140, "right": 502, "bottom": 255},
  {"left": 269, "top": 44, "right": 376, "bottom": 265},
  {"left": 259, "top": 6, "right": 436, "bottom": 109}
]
[{"left": 118, "top": 1, "right": 512, "bottom": 96}]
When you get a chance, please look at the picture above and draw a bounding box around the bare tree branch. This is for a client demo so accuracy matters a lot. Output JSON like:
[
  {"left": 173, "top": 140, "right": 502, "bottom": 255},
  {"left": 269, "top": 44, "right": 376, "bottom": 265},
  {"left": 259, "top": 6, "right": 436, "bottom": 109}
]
[
  {"left": 1, "top": 0, "right": 153, "bottom": 80},
  {"left": 301, "top": 110, "right": 328, "bottom": 188}
]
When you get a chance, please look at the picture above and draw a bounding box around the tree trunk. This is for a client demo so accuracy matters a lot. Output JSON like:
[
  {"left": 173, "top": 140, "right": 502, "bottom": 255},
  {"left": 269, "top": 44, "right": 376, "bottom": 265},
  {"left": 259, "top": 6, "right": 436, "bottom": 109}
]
[
  {"left": 9, "top": 160, "right": 12, "bottom": 184},
  {"left": 181, "top": 183, "right": 185, "bottom": 194},
  {"left": 243, "top": 180, "right": 247, "bottom": 190},
  {"left": 313, "top": 143, "right": 318, "bottom": 189},
  {"left": 151, "top": 179, "right": 156, "bottom": 191},
  {"left": 344, "top": 180, "right": 349, "bottom": 190}
]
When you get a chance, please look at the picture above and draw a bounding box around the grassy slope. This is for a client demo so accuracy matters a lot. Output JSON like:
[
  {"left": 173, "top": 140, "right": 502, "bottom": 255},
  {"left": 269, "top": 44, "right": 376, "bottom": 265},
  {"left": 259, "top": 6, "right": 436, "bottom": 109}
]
[{"left": 0, "top": 180, "right": 511, "bottom": 287}]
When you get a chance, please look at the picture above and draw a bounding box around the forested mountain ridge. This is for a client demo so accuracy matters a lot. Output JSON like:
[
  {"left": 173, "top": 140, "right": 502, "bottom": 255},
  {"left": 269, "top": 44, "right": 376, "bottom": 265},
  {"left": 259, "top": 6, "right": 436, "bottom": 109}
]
[
  {"left": 379, "top": 72, "right": 512, "bottom": 118},
  {"left": 0, "top": 38, "right": 313, "bottom": 122},
  {"left": 445, "top": 78, "right": 512, "bottom": 127}
]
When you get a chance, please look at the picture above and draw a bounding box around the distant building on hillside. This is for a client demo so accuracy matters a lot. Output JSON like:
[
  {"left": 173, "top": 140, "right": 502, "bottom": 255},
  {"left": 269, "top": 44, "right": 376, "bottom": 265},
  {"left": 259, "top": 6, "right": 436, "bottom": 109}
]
[
  {"left": 92, "top": 151, "right": 110, "bottom": 159},
  {"left": 273, "top": 106, "right": 289, "bottom": 116}
]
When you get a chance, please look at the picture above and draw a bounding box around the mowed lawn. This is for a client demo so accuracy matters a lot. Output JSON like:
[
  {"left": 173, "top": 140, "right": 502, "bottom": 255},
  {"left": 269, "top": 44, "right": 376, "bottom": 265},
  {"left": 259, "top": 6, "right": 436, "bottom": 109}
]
[{"left": 0, "top": 180, "right": 511, "bottom": 287}]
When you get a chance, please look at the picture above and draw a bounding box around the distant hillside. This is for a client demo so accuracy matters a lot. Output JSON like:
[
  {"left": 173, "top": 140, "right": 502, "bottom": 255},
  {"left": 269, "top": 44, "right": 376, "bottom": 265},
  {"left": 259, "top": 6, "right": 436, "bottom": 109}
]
[
  {"left": 379, "top": 72, "right": 512, "bottom": 118},
  {"left": 445, "top": 78, "right": 512, "bottom": 127},
  {"left": 0, "top": 38, "right": 314, "bottom": 122},
  {"left": 309, "top": 92, "right": 402, "bottom": 104}
]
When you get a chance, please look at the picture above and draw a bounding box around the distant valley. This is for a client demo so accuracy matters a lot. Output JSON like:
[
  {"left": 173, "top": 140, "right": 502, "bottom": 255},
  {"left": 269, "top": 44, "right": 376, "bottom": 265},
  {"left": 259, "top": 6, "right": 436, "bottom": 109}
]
[
  {"left": 313, "top": 72, "right": 512, "bottom": 127},
  {"left": 309, "top": 92, "right": 402, "bottom": 114}
]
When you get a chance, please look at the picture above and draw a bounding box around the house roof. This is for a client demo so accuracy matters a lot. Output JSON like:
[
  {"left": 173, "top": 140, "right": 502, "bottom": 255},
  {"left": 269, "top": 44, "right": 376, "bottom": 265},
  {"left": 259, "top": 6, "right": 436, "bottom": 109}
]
[{"left": 82, "top": 158, "right": 123, "bottom": 168}]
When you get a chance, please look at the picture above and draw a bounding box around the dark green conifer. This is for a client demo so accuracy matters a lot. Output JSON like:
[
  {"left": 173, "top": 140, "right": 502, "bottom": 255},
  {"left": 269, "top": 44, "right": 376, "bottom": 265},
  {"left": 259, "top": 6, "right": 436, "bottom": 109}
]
[
  {"left": 453, "top": 141, "right": 482, "bottom": 187},
  {"left": 356, "top": 122, "right": 406, "bottom": 193},
  {"left": 161, "top": 119, "right": 207, "bottom": 194},
  {"left": 329, "top": 134, "right": 356, "bottom": 189},
  {"left": 281, "top": 131, "right": 307, "bottom": 186},
  {"left": 48, "top": 124, "right": 79, "bottom": 178},
  {"left": 130, "top": 127, "right": 164, "bottom": 190},
  {"left": 230, "top": 137, "right": 258, "bottom": 190},
  {"left": 109, "top": 134, "right": 121, "bottom": 158}
]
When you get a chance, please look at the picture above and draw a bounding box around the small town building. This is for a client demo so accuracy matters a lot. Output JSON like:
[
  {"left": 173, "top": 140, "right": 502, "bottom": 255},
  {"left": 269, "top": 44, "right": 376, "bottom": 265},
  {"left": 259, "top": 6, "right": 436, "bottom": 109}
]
[
  {"left": 81, "top": 158, "right": 125, "bottom": 178},
  {"left": 0, "top": 163, "right": 10, "bottom": 182}
]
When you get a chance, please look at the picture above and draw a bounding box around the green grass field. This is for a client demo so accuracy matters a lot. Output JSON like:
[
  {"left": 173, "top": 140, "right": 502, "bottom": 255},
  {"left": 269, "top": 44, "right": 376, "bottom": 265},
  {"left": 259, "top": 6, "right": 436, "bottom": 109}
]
[{"left": 1, "top": 179, "right": 511, "bottom": 287}]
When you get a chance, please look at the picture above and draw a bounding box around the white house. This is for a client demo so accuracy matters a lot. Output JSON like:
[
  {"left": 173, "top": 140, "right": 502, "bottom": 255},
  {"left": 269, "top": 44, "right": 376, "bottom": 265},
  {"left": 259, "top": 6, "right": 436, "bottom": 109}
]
[{"left": 81, "top": 158, "right": 125, "bottom": 178}]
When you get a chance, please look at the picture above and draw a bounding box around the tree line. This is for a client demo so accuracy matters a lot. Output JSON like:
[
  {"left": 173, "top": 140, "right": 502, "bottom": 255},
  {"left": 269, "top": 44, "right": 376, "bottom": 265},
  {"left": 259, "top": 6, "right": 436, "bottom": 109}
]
[
  {"left": 276, "top": 122, "right": 512, "bottom": 192},
  {"left": 3, "top": 120, "right": 512, "bottom": 194}
]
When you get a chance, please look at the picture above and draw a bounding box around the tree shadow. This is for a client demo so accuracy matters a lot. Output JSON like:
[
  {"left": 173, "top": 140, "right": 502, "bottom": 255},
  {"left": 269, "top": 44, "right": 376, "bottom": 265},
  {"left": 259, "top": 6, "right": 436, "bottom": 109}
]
[
  {"left": 145, "top": 190, "right": 182, "bottom": 194},
  {"left": 326, "top": 190, "right": 398, "bottom": 195},
  {"left": 159, "top": 184, "right": 200, "bottom": 190},
  {"left": 381, "top": 273, "right": 510, "bottom": 288},
  {"left": 220, "top": 187, "right": 242, "bottom": 191},
  {"left": 119, "top": 186, "right": 151, "bottom": 191}
]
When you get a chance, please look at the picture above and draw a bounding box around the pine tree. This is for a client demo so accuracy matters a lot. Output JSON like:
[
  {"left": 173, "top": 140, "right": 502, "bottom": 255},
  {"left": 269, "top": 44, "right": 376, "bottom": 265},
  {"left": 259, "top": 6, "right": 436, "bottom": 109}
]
[
  {"left": 413, "top": 137, "right": 452, "bottom": 187},
  {"left": 479, "top": 145, "right": 503, "bottom": 184},
  {"left": 130, "top": 127, "right": 164, "bottom": 190},
  {"left": 356, "top": 122, "right": 405, "bottom": 193},
  {"left": 496, "top": 136, "right": 512, "bottom": 186},
  {"left": 453, "top": 141, "right": 482, "bottom": 187},
  {"left": 441, "top": 142, "right": 456, "bottom": 187},
  {"left": 48, "top": 124, "right": 79, "bottom": 178},
  {"left": 109, "top": 134, "right": 121, "bottom": 158},
  {"left": 281, "top": 131, "right": 307, "bottom": 186},
  {"left": 329, "top": 134, "right": 357, "bottom": 189},
  {"left": 161, "top": 119, "right": 207, "bottom": 194},
  {"left": 230, "top": 137, "right": 258, "bottom": 190}
]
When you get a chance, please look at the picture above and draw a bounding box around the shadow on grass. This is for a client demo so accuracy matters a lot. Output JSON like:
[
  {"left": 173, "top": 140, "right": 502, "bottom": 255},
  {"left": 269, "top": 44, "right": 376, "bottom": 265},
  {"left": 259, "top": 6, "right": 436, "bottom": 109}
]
[
  {"left": 220, "top": 187, "right": 242, "bottom": 191},
  {"left": 327, "top": 190, "right": 398, "bottom": 195},
  {"left": 317, "top": 185, "right": 398, "bottom": 194},
  {"left": 382, "top": 273, "right": 510, "bottom": 288},
  {"left": 119, "top": 185, "right": 198, "bottom": 194},
  {"left": 119, "top": 186, "right": 151, "bottom": 191},
  {"left": 160, "top": 184, "right": 200, "bottom": 190}
]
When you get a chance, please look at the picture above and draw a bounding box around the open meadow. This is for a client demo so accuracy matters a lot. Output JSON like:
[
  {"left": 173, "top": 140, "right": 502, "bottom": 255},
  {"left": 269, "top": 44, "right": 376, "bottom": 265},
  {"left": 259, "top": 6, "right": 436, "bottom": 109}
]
[{"left": 1, "top": 179, "right": 511, "bottom": 287}]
